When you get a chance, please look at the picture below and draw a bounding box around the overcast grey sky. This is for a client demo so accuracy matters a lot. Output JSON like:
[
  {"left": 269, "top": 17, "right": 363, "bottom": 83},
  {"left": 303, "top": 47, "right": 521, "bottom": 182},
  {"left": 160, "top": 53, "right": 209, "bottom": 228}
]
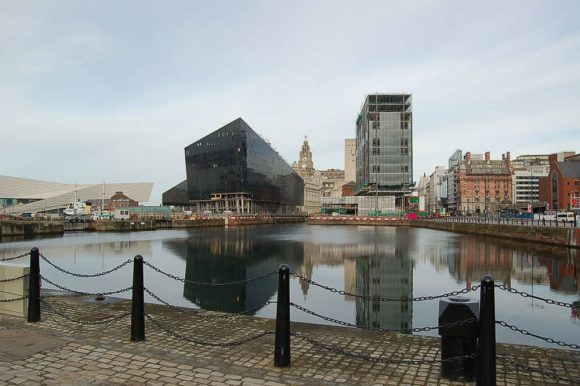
[{"left": 1, "top": 0, "right": 579, "bottom": 204}]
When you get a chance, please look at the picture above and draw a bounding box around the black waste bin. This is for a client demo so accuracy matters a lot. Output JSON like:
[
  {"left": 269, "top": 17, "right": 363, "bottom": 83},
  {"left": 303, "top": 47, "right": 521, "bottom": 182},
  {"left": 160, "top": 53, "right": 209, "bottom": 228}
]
[{"left": 438, "top": 296, "right": 479, "bottom": 381}]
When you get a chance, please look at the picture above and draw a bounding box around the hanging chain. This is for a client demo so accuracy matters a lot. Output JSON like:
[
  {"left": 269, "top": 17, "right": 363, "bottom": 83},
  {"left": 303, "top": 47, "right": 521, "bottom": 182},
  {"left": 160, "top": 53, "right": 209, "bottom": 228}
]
[
  {"left": 495, "top": 284, "right": 573, "bottom": 308},
  {"left": 496, "top": 320, "right": 580, "bottom": 350},
  {"left": 498, "top": 356, "right": 576, "bottom": 384},
  {"left": 293, "top": 332, "right": 477, "bottom": 365},
  {"left": 41, "top": 299, "right": 130, "bottom": 325},
  {"left": 40, "top": 275, "right": 133, "bottom": 296},
  {"left": 0, "top": 251, "right": 30, "bottom": 262},
  {"left": 145, "top": 313, "right": 273, "bottom": 346},
  {"left": 143, "top": 261, "right": 277, "bottom": 286},
  {"left": 291, "top": 302, "right": 476, "bottom": 333},
  {"left": 40, "top": 254, "right": 132, "bottom": 278},
  {"left": 144, "top": 287, "right": 275, "bottom": 318},
  {"left": 291, "top": 273, "right": 480, "bottom": 302},
  {"left": 0, "top": 273, "right": 29, "bottom": 283}
]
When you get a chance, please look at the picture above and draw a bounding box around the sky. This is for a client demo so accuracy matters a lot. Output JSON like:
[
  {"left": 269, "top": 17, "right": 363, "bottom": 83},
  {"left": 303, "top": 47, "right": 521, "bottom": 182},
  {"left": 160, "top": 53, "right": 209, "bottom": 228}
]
[{"left": 1, "top": 0, "right": 579, "bottom": 204}]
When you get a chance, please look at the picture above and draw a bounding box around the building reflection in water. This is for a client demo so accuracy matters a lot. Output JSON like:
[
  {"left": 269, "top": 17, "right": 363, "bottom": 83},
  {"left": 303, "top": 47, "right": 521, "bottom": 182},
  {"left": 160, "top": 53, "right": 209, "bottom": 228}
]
[
  {"left": 355, "top": 229, "right": 413, "bottom": 332},
  {"left": 297, "top": 227, "right": 414, "bottom": 332},
  {"left": 163, "top": 226, "right": 303, "bottom": 314},
  {"left": 424, "top": 233, "right": 579, "bottom": 302},
  {"left": 162, "top": 224, "right": 578, "bottom": 325}
]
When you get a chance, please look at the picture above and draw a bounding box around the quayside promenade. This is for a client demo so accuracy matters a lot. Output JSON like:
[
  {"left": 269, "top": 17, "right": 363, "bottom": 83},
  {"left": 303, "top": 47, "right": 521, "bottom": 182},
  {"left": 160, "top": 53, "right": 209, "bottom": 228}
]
[{"left": 0, "top": 292, "right": 579, "bottom": 386}]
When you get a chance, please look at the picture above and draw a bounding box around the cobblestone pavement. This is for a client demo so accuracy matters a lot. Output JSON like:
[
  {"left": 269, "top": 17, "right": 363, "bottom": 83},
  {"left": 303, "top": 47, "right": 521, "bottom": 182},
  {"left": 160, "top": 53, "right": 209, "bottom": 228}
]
[{"left": 0, "top": 293, "right": 578, "bottom": 385}]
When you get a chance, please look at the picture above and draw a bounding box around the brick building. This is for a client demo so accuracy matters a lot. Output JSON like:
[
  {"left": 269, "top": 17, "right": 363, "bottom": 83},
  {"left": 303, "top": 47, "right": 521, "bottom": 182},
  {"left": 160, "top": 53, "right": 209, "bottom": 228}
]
[
  {"left": 538, "top": 154, "right": 580, "bottom": 211},
  {"left": 108, "top": 191, "right": 138, "bottom": 211},
  {"left": 456, "top": 151, "right": 513, "bottom": 215}
]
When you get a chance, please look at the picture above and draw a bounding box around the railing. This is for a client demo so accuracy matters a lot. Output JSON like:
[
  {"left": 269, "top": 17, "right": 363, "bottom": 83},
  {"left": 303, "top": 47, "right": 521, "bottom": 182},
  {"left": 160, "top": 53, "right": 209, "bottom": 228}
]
[
  {"left": 430, "top": 215, "right": 578, "bottom": 228},
  {"left": 5, "top": 248, "right": 578, "bottom": 385}
]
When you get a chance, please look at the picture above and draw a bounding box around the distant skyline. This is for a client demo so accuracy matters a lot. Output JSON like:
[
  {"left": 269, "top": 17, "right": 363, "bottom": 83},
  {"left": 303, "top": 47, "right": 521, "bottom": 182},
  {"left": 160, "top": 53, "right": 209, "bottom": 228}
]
[{"left": 1, "top": 1, "right": 579, "bottom": 204}]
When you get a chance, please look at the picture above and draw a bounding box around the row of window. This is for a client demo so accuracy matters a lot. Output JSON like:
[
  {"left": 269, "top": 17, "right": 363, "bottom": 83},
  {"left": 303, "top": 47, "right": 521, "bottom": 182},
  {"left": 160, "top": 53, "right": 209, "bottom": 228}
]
[{"left": 371, "top": 165, "right": 410, "bottom": 173}]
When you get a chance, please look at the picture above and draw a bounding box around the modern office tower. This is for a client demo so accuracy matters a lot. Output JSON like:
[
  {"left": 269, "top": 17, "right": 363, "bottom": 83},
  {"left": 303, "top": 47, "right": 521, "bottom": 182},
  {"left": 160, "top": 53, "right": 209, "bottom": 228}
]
[
  {"left": 344, "top": 138, "right": 356, "bottom": 183},
  {"left": 511, "top": 155, "right": 550, "bottom": 205},
  {"left": 446, "top": 149, "right": 463, "bottom": 214},
  {"left": 163, "top": 118, "right": 304, "bottom": 213},
  {"left": 355, "top": 94, "right": 413, "bottom": 200}
]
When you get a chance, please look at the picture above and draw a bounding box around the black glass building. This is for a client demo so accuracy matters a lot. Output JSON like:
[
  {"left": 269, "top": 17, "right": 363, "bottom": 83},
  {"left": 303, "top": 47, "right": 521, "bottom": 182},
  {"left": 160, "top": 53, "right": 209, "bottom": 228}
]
[{"left": 163, "top": 118, "right": 304, "bottom": 213}]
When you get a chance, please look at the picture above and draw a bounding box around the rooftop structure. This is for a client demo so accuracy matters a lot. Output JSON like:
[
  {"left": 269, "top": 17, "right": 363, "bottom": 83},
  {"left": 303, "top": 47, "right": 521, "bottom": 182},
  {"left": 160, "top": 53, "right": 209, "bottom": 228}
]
[{"left": 0, "top": 176, "right": 152, "bottom": 215}]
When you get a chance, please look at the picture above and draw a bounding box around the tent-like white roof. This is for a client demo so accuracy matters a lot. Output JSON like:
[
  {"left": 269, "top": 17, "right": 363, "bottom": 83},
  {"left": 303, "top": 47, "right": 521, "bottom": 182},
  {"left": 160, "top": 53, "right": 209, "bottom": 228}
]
[{"left": 0, "top": 176, "right": 153, "bottom": 214}]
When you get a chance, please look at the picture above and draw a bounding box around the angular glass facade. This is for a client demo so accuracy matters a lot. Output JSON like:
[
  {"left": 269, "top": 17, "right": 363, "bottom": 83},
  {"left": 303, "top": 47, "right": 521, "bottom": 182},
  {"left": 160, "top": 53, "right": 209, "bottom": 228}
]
[
  {"left": 356, "top": 94, "right": 413, "bottom": 193},
  {"left": 172, "top": 118, "right": 303, "bottom": 211}
]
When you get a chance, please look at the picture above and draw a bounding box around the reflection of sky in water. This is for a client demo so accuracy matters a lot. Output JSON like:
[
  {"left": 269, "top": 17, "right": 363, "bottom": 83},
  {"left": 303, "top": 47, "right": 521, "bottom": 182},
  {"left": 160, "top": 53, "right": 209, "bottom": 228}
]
[{"left": 1, "top": 224, "right": 578, "bottom": 348}]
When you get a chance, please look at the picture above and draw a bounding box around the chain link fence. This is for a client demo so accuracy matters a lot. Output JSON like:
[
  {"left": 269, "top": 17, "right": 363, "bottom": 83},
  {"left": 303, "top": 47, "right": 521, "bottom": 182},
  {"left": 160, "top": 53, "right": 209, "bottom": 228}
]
[
  {"left": 495, "top": 284, "right": 574, "bottom": 308},
  {"left": 496, "top": 320, "right": 580, "bottom": 350},
  {"left": 498, "top": 356, "right": 577, "bottom": 384},
  {"left": 0, "top": 273, "right": 29, "bottom": 283},
  {"left": 144, "top": 287, "right": 275, "bottom": 319},
  {"left": 291, "top": 272, "right": 480, "bottom": 302},
  {"left": 291, "top": 302, "right": 477, "bottom": 334},
  {"left": 40, "top": 275, "right": 132, "bottom": 297},
  {"left": 145, "top": 313, "right": 274, "bottom": 347},
  {"left": 40, "top": 254, "right": 132, "bottom": 278},
  {"left": 143, "top": 260, "right": 277, "bottom": 286},
  {"left": 0, "top": 251, "right": 30, "bottom": 262}
]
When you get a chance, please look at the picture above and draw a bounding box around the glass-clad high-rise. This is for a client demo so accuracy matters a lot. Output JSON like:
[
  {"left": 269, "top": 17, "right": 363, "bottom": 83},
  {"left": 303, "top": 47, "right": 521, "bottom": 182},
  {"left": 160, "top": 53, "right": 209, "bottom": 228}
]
[
  {"left": 356, "top": 94, "right": 413, "bottom": 195},
  {"left": 163, "top": 118, "right": 303, "bottom": 213}
]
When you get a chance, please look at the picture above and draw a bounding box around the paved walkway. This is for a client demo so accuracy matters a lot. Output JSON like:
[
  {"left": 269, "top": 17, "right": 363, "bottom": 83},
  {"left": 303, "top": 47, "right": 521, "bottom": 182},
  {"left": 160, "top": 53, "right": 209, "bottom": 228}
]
[{"left": 0, "top": 293, "right": 578, "bottom": 385}]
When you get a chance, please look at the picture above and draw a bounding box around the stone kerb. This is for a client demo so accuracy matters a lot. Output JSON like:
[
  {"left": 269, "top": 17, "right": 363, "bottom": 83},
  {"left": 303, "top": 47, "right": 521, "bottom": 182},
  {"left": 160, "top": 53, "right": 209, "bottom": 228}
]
[{"left": 0, "top": 263, "right": 29, "bottom": 318}]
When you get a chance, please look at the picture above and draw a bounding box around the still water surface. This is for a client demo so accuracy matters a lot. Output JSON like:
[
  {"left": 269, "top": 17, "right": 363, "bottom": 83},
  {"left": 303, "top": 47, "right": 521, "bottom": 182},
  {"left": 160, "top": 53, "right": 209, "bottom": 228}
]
[{"left": 1, "top": 224, "right": 578, "bottom": 348}]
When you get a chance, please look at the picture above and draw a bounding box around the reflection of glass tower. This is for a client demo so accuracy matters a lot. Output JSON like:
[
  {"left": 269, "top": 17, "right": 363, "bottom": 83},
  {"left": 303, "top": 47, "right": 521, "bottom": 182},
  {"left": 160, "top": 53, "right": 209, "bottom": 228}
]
[
  {"left": 163, "top": 227, "right": 303, "bottom": 313},
  {"left": 355, "top": 231, "right": 413, "bottom": 331}
]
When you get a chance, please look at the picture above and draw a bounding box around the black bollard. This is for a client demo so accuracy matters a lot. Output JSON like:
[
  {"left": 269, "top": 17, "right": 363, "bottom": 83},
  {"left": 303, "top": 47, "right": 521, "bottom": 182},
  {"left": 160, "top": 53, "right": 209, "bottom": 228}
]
[
  {"left": 131, "top": 255, "right": 145, "bottom": 341},
  {"left": 274, "top": 264, "right": 290, "bottom": 367},
  {"left": 439, "top": 296, "right": 479, "bottom": 381},
  {"left": 27, "top": 247, "right": 41, "bottom": 323},
  {"left": 477, "top": 276, "right": 496, "bottom": 386}
]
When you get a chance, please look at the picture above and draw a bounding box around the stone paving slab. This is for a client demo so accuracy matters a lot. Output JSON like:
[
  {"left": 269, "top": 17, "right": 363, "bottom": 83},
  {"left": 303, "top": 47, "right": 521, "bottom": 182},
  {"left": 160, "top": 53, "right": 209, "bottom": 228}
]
[{"left": 0, "top": 293, "right": 578, "bottom": 385}]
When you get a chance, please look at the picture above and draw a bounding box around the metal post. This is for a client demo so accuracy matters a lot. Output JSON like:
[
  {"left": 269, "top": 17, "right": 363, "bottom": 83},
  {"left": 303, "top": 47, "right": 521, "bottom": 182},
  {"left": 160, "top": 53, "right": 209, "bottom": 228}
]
[
  {"left": 477, "top": 276, "right": 496, "bottom": 386},
  {"left": 27, "top": 247, "right": 41, "bottom": 323},
  {"left": 274, "top": 264, "right": 290, "bottom": 367},
  {"left": 131, "top": 255, "right": 145, "bottom": 341}
]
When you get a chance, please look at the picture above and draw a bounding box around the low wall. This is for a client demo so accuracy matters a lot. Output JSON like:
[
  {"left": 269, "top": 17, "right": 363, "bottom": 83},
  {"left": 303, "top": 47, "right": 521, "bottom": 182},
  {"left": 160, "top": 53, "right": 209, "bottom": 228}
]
[
  {"left": 226, "top": 215, "right": 306, "bottom": 226},
  {"left": 171, "top": 218, "right": 224, "bottom": 228},
  {"left": 0, "top": 264, "right": 29, "bottom": 318},
  {"left": 0, "top": 221, "right": 64, "bottom": 237},
  {"left": 90, "top": 220, "right": 158, "bottom": 232},
  {"left": 412, "top": 221, "right": 580, "bottom": 249},
  {"left": 308, "top": 216, "right": 409, "bottom": 227}
]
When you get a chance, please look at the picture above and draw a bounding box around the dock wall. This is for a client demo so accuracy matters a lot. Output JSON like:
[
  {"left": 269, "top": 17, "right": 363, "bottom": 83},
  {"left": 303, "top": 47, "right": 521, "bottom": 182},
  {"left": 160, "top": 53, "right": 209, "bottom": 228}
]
[
  {"left": 0, "top": 221, "right": 64, "bottom": 237},
  {"left": 411, "top": 220, "right": 580, "bottom": 249}
]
